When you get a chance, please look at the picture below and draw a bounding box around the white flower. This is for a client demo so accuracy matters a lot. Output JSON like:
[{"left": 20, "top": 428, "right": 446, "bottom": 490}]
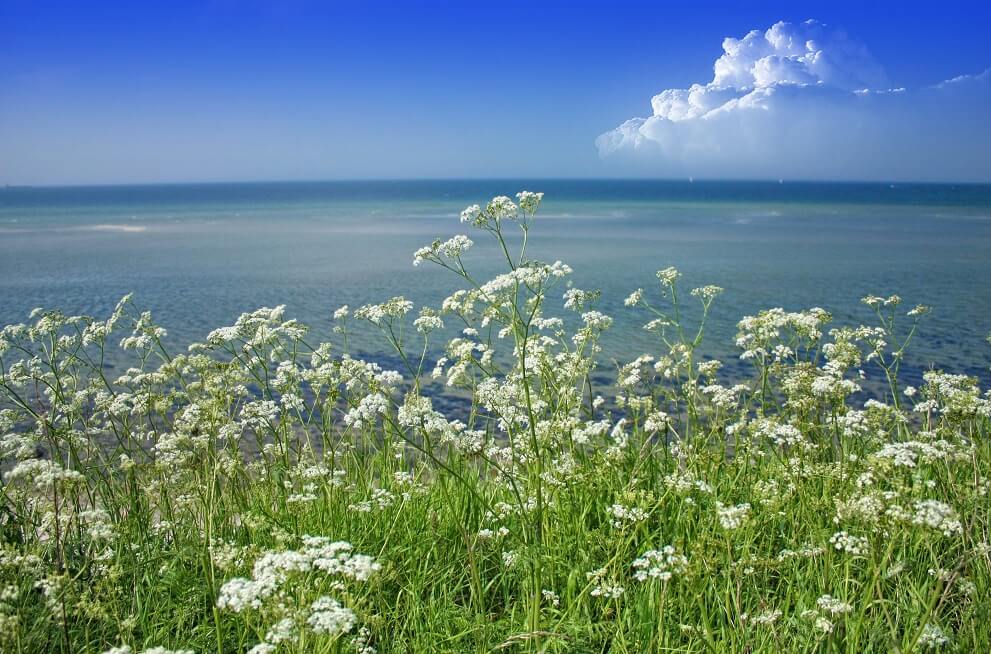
[
  {"left": 744, "top": 609, "right": 783, "bottom": 626},
  {"left": 581, "top": 311, "right": 613, "bottom": 330},
  {"left": 516, "top": 190, "right": 544, "bottom": 214},
  {"left": 563, "top": 288, "right": 597, "bottom": 311},
  {"left": 486, "top": 195, "right": 518, "bottom": 221},
  {"left": 643, "top": 411, "right": 669, "bottom": 432},
  {"left": 829, "top": 531, "right": 869, "bottom": 556},
  {"left": 354, "top": 297, "right": 413, "bottom": 325},
  {"left": 413, "top": 235, "right": 473, "bottom": 266},
  {"left": 413, "top": 315, "right": 444, "bottom": 333},
  {"left": 624, "top": 288, "right": 644, "bottom": 306},
  {"left": 716, "top": 502, "right": 751, "bottom": 530},
  {"left": 910, "top": 500, "right": 962, "bottom": 536},
  {"left": 608, "top": 503, "right": 648, "bottom": 528},
  {"left": 691, "top": 285, "right": 723, "bottom": 301},
  {"left": 460, "top": 204, "right": 483, "bottom": 225},
  {"left": 656, "top": 267, "right": 681, "bottom": 285},
  {"left": 541, "top": 588, "right": 560, "bottom": 607},
  {"left": 632, "top": 546, "right": 688, "bottom": 582},
  {"left": 816, "top": 594, "right": 853, "bottom": 615},
  {"left": 814, "top": 616, "right": 834, "bottom": 634},
  {"left": 306, "top": 596, "right": 356, "bottom": 635},
  {"left": 586, "top": 567, "right": 625, "bottom": 599},
  {"left": 344, "top": 393, "right": 389, "bottom": 430},
  {"left": 918, "top": 624, "right": 950, "bottom": 648}
]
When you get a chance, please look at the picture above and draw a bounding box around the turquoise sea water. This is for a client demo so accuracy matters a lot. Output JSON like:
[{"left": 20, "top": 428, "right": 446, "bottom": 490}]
[{"left": 1, "top": 180, "right": 990, "bottom": 388}]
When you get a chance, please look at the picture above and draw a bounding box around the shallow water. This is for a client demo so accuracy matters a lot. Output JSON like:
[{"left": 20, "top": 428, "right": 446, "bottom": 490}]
[{"left": 2, "top": 180, "right": 990, "bottom": 389}]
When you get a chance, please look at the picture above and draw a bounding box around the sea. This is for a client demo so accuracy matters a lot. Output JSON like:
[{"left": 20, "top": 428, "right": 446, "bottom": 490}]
[{"left": 2, "top": 180, "right": 990, "bottom": 391}]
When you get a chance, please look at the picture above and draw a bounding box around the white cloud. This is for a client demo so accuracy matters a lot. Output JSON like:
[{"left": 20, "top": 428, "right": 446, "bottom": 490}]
[{"left": 597, "top": 20, "right": 991, "bottom": 181}]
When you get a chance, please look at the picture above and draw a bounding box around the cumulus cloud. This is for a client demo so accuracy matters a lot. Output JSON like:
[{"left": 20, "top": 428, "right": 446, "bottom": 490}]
[{"left": 597, "top": 20, "right": 991, "bottom": 181}]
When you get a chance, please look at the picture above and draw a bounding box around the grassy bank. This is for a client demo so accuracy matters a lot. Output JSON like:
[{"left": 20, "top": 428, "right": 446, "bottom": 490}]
[{"left": 1, "top": 191, "right": 988, "bottom": 653}]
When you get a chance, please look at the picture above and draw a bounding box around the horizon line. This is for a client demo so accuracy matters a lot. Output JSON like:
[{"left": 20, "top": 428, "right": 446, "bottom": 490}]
[{"left": 5, "top": 176, "right": 991, "bottom": 190}]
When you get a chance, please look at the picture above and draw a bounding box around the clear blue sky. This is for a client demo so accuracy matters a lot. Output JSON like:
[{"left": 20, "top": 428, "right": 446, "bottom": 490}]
[{"left": 1, "top": 1, "right": 989, "bottom": 184}]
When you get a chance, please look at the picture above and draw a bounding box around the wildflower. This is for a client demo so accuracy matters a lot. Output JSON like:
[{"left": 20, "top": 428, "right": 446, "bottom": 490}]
[
  {"left": 643, "top": 317, "right": 672, "bottom": 331},
  {"left": 516, "top": 190, "right": 544, "bottom": 214},
  {"left": 716, "top": 502, "right": 751, "bottom": 530},
  {"left": 631, "top": 546, "right": 688, "bottom": 581},
  {"left": 563, "top": 288, "right": 598, "bottom": 311},
  {"left": 829, "top": 531, "right": 869, "bottom": 556},
  {"left": 413, "top": 234, "right": 473, "bottom": 266},
  {"left": 608, "top": 503, "right": 648, "bottom": 528},
  {"left": 486, "top": 196, "right": 518, "bottom": 220},
  {"left": 581, "top": 311, "right": 612, "bottom": 330},
  {"left": 413, "top": 313, "right": 444, "bottom": 333},
  {"left": 586, "top": 568, "right": 625, "bottom": 599},
  {"left": 910, "top": 500, "right": 962, "bottom": 536},
  {"left": 307, "top": 596, "right": 356, "bottom": 635},
  {"left": 657, "top": 267, "right": 681, "bottom": 285},
  {"left": 353, "top": 627, "right": 376, "bottom": 654},
  {"left": 643, "top": 411, "right": 669, "bottom": 432},
  {"left": 744, "top": 609, "right": 783, "bottom": 626},
  {"left": 816, "top": 595, "right": 853, "bottom": 615},
  {"left": 460, "top": 204, "right": 483, "bottom": 225},
  {"left": 354, "top": 297, "right": 413, "bottom": 325},
  {"left": 624, "top": 288, "right": 644, "bottom": 306},
  {"left": 918, "top": 624, "right": 950, "bottom": 648},
  {"left": 691, "top": 285, "right": 724, "bottom": 301},
  {"left": 343, "top": 393, "right": 389, "bottom": 430}
]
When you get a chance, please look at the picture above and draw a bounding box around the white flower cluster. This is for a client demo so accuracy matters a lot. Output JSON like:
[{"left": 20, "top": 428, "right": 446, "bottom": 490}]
[
  {"left": 910, "top": 500, "right": 962, "bottom": 536},
  {"left": 656, "top": 267, "right": 681, "bottom": 286},
  {"left": 458, "top": 194, "right": 524, "bottom": 228},
  {"left": 631, "top": 546, "right": 688, "bottom": 582},
  {"left": 715, "top": 502, "right": 751, "bottom": 530},
  {"left": 815, "top": 594, "right": 853, "bottom": 615},
  {"left": 740, "top": 609, "right": 783, "bottom": 626},
  {"left": 829, "top": 531, "right": 870, "bottom": 556},
  {"left": 918, "top": 623, "right": 950, "bottom": 648},
  {"left": 608, "top": 503, "right": 648, "bottom": 529},
  {"left": 873, "top": 440, "right": 967, "bottom": 468},
  {"left": 624, "top": 288, "right": 644, "bottom": 307},
  {"left": 216, "top": 536, "right": 379, "bottom": 613},
  {"left": 413, "top": 234, "right": 473, "bottom": 266},
  {"left": 643, "top": 411, "right": 670, "bottom": 432},
  {"left": 354, "top": 297, "right": 414, "bottom": 325},
  {"left": 306, "top": 595, "right": 357, "bottom": 635},
  {"left": 586, "top": 567, "right": 625, "bottom": 599},
  {"left": 343, "top": 393, "right": 389, "bottom": 430},
  {"left": 736, "top": 307, "right": 831, "bottom": 360},
  {"left": 516, "top": 190, "right": 544, "bottom": 214}
]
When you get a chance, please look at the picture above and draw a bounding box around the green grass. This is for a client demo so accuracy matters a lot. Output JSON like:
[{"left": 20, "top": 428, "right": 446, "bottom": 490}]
[{"left": 1, "top": 191, "right": 988, "bottom": 653}]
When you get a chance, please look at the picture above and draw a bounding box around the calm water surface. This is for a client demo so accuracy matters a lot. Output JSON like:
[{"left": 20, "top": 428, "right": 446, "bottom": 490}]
[{"left": 2, "top": 180, "right": 990, "bottom": 389}]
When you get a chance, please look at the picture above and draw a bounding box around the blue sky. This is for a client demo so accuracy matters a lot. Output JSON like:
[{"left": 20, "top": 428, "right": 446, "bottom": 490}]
[{"left": 1, "top": 1, "right": 989, "bottom": 184}]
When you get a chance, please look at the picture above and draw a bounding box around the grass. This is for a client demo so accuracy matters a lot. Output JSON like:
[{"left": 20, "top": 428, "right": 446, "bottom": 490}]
[{"left": 0, "top": 191, "right": 988, "bottom": 653}]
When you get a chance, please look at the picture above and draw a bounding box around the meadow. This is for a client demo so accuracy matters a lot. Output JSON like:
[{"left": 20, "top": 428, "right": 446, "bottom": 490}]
[{"left": 0, "top": 191, "right": 988, "bottom": 653}]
